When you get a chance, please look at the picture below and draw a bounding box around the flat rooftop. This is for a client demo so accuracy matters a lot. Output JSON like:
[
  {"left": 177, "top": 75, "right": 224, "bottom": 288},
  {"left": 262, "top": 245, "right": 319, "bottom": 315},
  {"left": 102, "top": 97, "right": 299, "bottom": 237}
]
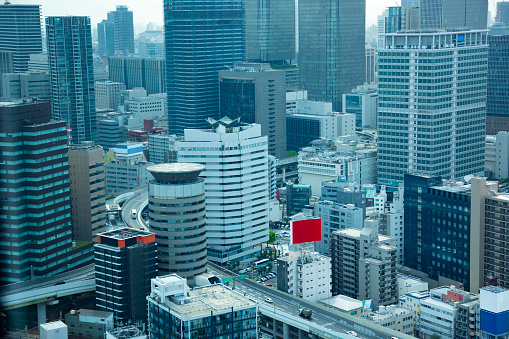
[
  {"left": 163, "top": 285, "right": 256, "bottom": 319},
  {"left": 319, "top": 295, "right": 363, "bottom": 311}
]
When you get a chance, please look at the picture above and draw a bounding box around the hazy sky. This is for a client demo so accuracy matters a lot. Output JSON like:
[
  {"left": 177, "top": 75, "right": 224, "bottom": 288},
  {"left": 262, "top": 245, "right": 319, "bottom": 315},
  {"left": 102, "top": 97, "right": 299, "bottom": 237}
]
[{"left": 13, "top": 0, "right": 498, "bottom": 28}]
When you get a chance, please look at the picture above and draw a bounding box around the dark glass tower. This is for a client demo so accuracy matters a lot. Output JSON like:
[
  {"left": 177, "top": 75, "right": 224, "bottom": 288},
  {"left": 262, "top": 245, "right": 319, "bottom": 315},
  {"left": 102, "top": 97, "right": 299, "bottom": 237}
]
[
  {"left": 298, "top": 1, "right": 365, "bottom": 112},
  {"left": 0, "top": 4, "right": 43, "bottom": 73},
  {"left": 246, "top": 0, "right": 295, "bottom": 63},
  {"left": 97, "top": 19, "right": 115, "bottom": 57},
  {"left": 0, "top": 99, "right": 94, "bottom": 285},
  {"left": 46, "top": 16, "right": 96, "bottom": 143},
  {"left": 164, "top": 0, "right": 246, "bottom": 134},
  {"left": 486, "top": 26, "right": 509, "bottom": 135}
]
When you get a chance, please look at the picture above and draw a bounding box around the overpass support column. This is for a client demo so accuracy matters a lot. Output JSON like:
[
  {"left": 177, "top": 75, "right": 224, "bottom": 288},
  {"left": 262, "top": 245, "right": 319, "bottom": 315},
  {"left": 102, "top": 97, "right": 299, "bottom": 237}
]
[
  {"left": 37, "top": 302, "right": 47, "bottom": 325},
  {"left": 283, "top": 323, "right": 290, "bottom": 339}
]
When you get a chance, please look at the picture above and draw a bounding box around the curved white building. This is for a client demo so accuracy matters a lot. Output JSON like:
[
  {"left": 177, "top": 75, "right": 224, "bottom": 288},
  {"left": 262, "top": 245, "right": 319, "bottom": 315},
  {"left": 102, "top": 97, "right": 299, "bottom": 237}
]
[{"left": 179, "top": 117, "right": 269, "bottom": 264}]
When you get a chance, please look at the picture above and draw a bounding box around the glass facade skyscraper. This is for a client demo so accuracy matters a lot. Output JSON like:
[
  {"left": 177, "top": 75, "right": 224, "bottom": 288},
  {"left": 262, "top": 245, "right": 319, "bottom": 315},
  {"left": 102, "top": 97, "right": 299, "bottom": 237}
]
[
  {"left": 298, "top": 1, "right": 365, "bottom": 112},
  {"left": 0, "top": 4, "right": 43, "bottom": 73},
  {"left": 97, "top": 19, "right": 115, "bottom": 57},
  {"left": 164, "top": 0, "right": 246, "bottom": 134},
  {"left": 420, "top": 0, "right": 488, "bottom": 30},
  {"left": 108, "top": 6, "right": 135, "bottom": 56},
  {"left": 246, "top": 0, "right": 295, "bottom": 63},
  {"left": 46, "top": 16, "right": 96, "bottom": 143},
  {"left": 377, "top": 30, "right": 487, "bottom": 185},
  {"left": 0, "top": 99, "right": 94, "bottom": 285}
]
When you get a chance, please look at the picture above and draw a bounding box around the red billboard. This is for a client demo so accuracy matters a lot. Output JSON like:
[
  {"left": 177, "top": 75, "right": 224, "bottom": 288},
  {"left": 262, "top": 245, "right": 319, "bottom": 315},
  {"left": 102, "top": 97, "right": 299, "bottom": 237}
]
[{"left": 290, "top": 218, "right": 321, "bottom": 245}]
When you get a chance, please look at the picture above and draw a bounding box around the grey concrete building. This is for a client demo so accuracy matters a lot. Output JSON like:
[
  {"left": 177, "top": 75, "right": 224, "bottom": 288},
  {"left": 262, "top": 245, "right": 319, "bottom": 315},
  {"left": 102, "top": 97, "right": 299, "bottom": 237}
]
[
  {"left": 148, "top": 133, "right": 181, "bottom": 164},
  {"left": 1, "top": 71, "right": 50, "bottom": 100},
  {"left": 94, "top": 81, "right": 126, "bottom": 110},
  {"left": 27, "top": 53, "right": 48, "bottom": 72},
  {"left": 321, "top": 181, "right": 367, "bottom": 216},
  {"left": 219, "top": 63, "right": 287, "bottom": 159},
  {"left": 69, "top": 143, "right": 106, "bottom": 241},
  {"left": 299, "top": 0, "right": 365, "bottom": 111},
  {"left": 65, "top": 309, "right": 114, "bottom": 339},
  {"left": 147, "top": 164, "right": 207, "bottom": 286},
  {"left": 315, "top": 201, "right": 365, "bottom": 256},
  {"left": 246, "top": 0, "right": 295, "bottom": 63},
  {"left": 330, "top": 220, "right": 398, "bottom": 307}
]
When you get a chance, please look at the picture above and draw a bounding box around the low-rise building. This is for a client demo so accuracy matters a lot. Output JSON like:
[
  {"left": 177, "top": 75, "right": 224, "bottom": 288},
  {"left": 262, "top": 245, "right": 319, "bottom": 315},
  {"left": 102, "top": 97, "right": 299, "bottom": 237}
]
[
  {"left": 362, "top": 305, "right": 414, "bottom": 336},
  {"left": 286, "top": 183, "right": 311, "bottom": 215},
  {"left": 65, "top": 309, "right": 114, "bottom": 339},
  {"left": 399, "top": 291, "right": 430, "bottom": 337},
  {"left": 342, "top": 83, "right": 378, "bottom": 129},
  {"left": 479, "top": 286, "right": 509, "bottom": 339},
  {"left": 147, "top": 275, "right": 257, "bottom": 339},
  {"left": 319, "top": 295, "right": 363, "bottom": 317},
  {"left": 419, "top": 286, "right": 478, "bottom": 339},
  {"left": 1, "top": 71, "right": 50, "bottom": 100},
  {"left": 276, "top": 247, "right": 332, "bottom": 302},
  {"left": 147, "top": 133, "right": 181, "bottom": 163},
  {"left": 40, "top": 321, "right": 67, "bottom": 339},
  {"left": 397, "top": 275, "right": 429, "bottom": 298}
]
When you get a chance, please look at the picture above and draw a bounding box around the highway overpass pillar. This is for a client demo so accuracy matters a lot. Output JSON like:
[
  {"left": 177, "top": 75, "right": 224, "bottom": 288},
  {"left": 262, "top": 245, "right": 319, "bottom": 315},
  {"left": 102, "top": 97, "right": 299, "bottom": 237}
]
[
  {"left": 37, "top": 302, "right": 46, "bottom": 325},
  {"left": 283, "top": 323, "right": 290, "bottom": 339}
]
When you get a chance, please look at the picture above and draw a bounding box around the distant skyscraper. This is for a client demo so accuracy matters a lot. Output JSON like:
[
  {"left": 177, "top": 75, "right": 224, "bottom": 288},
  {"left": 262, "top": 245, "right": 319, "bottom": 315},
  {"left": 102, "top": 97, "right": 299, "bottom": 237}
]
[
  {"left": 377, "top": 30, "right": 487, "bottom": 185},
  {"left": 164, "top": 0, "right": 246, "bottom": 134},
  {"left": 365, "top": 45, "right": 376, "bottom": 84},
  {"left": 97, "top": 19, "right": 115, "bottom": 57},
  {"left": 246, "top": 0, "right": 295, "bottom": 63},
  {"left": 498, "top": 2, "right": 509, "bottom": 24},
  {"left": 108, "top": 6, "right": 134, "bottom": 56},
  {"left": 179, "top": 118, "right": 269, "bottom": 264},
  {"left": 0, "top": 4, "right": 42, "bottom": 73},
  {"left": 0, "top": 99, "right": 94, "bottom": 285},
  {"left": 420, "top": 0, "right": 488, "bottom": 29},
  {"left": 46, "top": 16, "right": 96, "bottom": 143},
  {"left": 486, "top": 25, "right": 509, "bottom": 135},
  {"left": 219, "top": 63, "right": 287, "bottom": 159},
  {"left": 108, "top": 57, "right": 165, "bottom": 94},
  {"left": 299, "top": 0, "right": 365, "bottom": 112}
]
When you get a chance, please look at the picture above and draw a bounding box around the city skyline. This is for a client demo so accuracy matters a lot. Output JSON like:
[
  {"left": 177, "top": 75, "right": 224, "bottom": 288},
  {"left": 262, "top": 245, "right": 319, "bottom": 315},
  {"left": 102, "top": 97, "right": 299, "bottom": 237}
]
[{"left": 12, "top": 0, "right": 499, "bottom": 28}]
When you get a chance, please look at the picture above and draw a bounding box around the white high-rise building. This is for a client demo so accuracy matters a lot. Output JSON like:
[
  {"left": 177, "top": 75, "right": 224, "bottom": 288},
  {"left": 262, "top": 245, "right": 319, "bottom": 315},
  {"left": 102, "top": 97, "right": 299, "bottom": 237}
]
[
  {"left": 377, "top": 30, "right": 487, "bottom": 186},
  {"left": 179, "top": 117, "right": 269, "bottom": 264}
]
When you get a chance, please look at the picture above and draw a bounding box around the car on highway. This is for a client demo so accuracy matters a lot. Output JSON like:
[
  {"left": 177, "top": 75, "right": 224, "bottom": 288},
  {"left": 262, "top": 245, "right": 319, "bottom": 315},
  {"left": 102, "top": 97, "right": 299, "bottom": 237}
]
[
  {"left": 265, "top": 298, "right": 273, "bottom": 303},
  {"left": 265, "top": 284, "right": 272, "bottom": 287},
  {"left": 346, "top": 331, "right": 358, "bottom": 337}
]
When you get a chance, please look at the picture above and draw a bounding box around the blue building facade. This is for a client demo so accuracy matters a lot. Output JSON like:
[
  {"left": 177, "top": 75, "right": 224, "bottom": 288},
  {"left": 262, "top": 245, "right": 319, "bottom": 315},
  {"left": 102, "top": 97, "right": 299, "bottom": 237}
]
[
  {"left": 404, "top": 173, "right": 473, "bottom": 289},
  {"left": 164, "top": 0, "right": 246, "bottom": 134}
]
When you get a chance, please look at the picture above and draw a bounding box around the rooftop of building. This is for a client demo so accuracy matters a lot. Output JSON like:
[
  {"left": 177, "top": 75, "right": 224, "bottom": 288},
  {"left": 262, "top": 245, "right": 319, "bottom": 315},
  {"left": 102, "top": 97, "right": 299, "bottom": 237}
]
[
  {"left": 363, "top": 306, "right": 410, "bottom": 323},
  {"left": 152, "top": 283, "right": 256, "bottom": 319},
  {"left": 482, "top": 285, "right": 508, "bottom": 294},
  {"left": 336, "top": 228, "right": 392, "bottom": 243},
  {"left": 319, "top": 295, "right": 363, "bottom": 311},
  {"left": 67, "top": 309, "right": 113, "bottom": 319},
  {"left": 401, "top": 291, "right": 430, "bottom": 300},
  {"left": 70, "top": 141, "right": 103, "bottom": 151},
  {"left": 147, "top": 163, "right": 204, "bottom": 182},
  {"left": 0, "top": 97, "right": 45, "bottom": 107},
  {"left": 97, "top": 228, "right": 153, "bottom": 241},
  {"left": 107, "top": 325, "right": 145, "bottom": 339},
  {"left": 40, "top": 321, "right": 67, "bottom": 331}
]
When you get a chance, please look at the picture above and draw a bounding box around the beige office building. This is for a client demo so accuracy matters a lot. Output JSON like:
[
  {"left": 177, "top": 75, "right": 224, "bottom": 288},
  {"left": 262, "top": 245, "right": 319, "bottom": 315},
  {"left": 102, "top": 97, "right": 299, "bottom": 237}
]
[{"left": 69, "top": 143, "right": 106, "bottom": 241}]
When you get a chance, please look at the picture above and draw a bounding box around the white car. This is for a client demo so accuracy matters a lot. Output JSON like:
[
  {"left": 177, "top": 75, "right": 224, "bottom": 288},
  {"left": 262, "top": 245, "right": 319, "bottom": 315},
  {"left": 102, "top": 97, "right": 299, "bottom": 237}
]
[
  {"left": 265, "top": 298, "right": 273, "bottom": 303},
  {"left": 346, "top": 331, "right": 358, "bottom": 337}
]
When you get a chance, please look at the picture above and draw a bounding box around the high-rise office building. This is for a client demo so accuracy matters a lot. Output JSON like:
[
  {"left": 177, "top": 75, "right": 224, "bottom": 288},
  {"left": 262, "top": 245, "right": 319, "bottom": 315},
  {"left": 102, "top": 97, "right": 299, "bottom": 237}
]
[
  {"left": 0, "top": 99, "right": 94, "bottom": 285},
  {"left": 68, "top": 143, "right": 106, "bottom": 241},
  {"left": 377, "top": 30, "right": 487, "bottom": 185},
  {"left": 178, "top": 117, "right": 269, "bottom": 264},
  {"left": 147, "top": 163, "right": 207, "bottom": 285},
  {"left": 46, "top": 16, "right": 96, "bottom": 143},
  {"left": 246, "top": 0, "right": 295, "bottom": 63},
  {"left": 486, "top": 26, "right": 509, "bottom": 135},
  {"left": 108, "top": 57, "right": 165, "bottom": 95},
  {"left": 0, "top": 4, "right": 43, "bottom": 73},
  {"left": 95, "top": 81, "right": 126, "bottom": 110},
  {"left": 420, "top": 0, "right": 488, "bottom": 30},
  {"left": 95, "top": 228, "right": 157, "bottom": 324},
  {"left": 97, "top": 19, "right": 115, "bottom": 57},
  {"left": 299, "top": 1, "right": 365, "bottom": 112},
  {"left": 365, "top": 44, "right": 376, "bottom": 84},
  {"left": 219, "top": 63, "right": 287, "bottom": 159},
  {"left": 108, "top": 6, "right": 134, "bottom": 56},
  {"left": 164, "top": 0, "right": 246, "bottom": 134},
  {"left": 330, "top": 220, "right": 398, "bottom": 307}
]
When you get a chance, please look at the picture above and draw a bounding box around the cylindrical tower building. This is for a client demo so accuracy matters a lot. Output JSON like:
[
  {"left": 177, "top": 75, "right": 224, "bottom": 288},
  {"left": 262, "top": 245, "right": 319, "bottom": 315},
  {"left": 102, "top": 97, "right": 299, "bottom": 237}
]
[{"left": 147, "top": 163, "right": 207, "bottom": 285}]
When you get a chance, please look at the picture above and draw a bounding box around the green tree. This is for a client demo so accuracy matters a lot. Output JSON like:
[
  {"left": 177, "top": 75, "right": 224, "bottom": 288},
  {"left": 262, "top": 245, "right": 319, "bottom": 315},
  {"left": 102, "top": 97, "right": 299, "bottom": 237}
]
[
  {"left": 269, "top": 230, "right": 276, "bottom": 244},
  {"left": 287, "top": 150, "right": 298, "bottom": 157}
]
